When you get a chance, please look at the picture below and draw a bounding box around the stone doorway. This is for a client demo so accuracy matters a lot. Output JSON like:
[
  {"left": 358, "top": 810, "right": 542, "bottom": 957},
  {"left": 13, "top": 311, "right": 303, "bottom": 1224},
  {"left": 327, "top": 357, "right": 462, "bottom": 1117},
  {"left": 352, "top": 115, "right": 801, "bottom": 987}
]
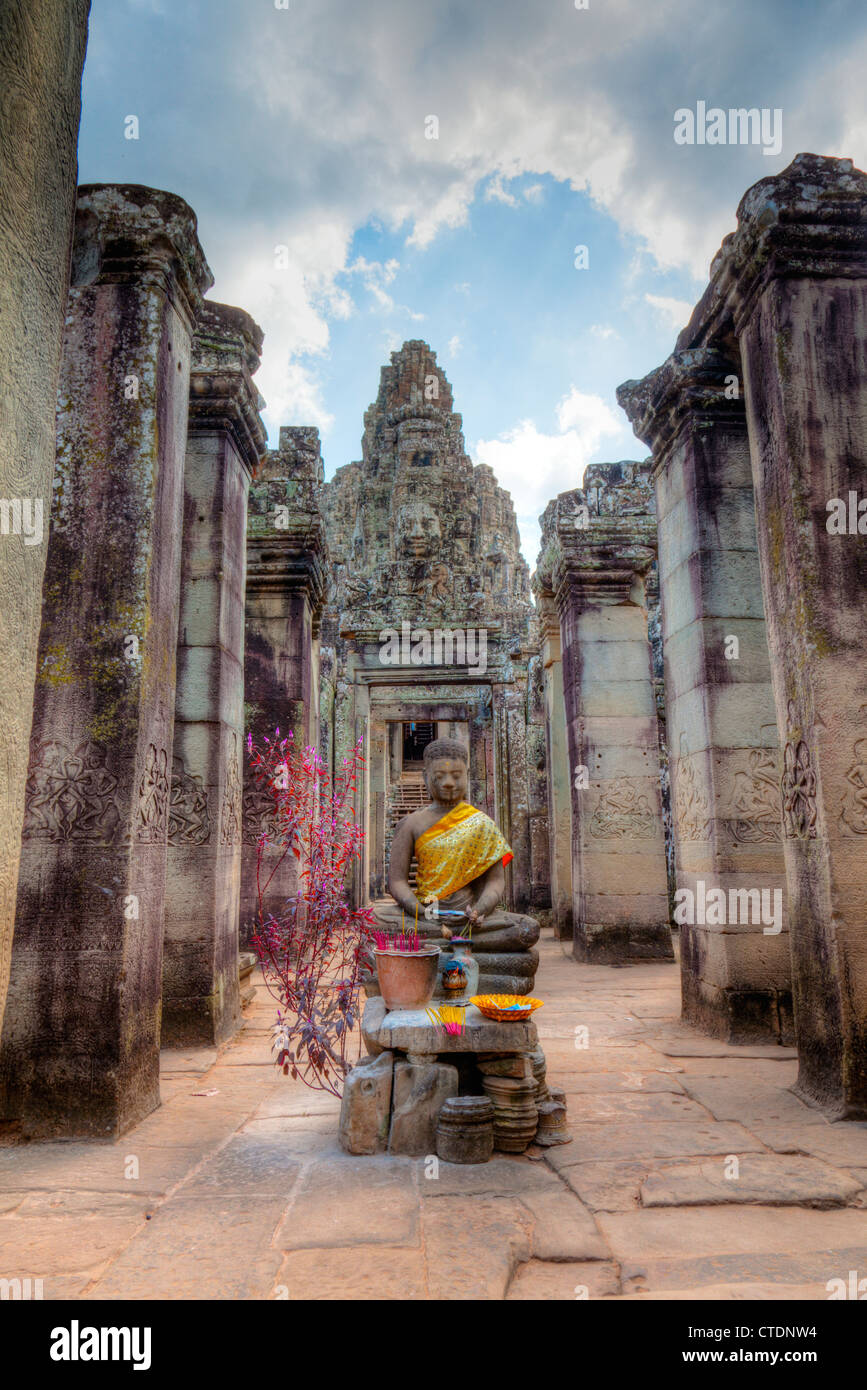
[{"left": 401, "top": 719, "right": 436, "bottom": 767}]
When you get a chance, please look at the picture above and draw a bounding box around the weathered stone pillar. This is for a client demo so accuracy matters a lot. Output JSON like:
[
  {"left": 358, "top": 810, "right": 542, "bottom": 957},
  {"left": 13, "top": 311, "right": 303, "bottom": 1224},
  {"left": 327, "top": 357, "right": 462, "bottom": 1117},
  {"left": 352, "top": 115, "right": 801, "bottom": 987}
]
[
  {"left": 532, "top": 586, "right": 574, "bottom": 940},
  {"left": 618, "top": 349, "right": 791, "bottom": 1042},
  {"left": 162, "top": 303, "right": 266, "bottom": 1046},
  {"left": 0, "top": 1, "right": 90, "bottom": 1036},
  {"left": 0, "top": 185, "right": 211, "bottom": 1138},
  {"left": 718, "top": 154, "right": 867, "bottom": 1113},
  {"left": 546, "top": 503, "right": 672, "bottom": 962},
  {"left": 241, "top": 428, "right": 328, "bottom": 938},
  {"left": 525, "top": 653, "right": 553, "bottom": 918}
]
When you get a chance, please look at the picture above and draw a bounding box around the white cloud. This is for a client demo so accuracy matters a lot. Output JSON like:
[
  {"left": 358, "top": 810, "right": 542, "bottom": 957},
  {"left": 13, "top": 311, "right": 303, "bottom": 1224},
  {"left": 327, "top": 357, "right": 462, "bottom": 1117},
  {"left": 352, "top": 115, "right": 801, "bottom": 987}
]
[
  {"left": 80, "top": 0, "right": 867, "bottom": 443},
  {"left": 589, "top": 323, "right": 618, "bottom": 340},
  {"left": 473, "top": 388, "right": 635, "bottom": 566},
  {"left": 447, "top": 335, "right": 462, "bottom": 357},
  {"left": 485, "top": 174, "right": 519, "bottom": 207},
  {"left": 644, "top": 293, "right": 694, "bottom": 332}
]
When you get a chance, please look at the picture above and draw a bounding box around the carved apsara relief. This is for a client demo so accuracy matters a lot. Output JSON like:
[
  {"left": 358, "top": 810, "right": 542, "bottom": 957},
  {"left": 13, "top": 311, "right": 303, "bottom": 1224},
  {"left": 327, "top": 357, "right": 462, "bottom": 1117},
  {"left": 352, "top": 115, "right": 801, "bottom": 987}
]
[
  {"left": 840, "top": 719, "right": 867, "bottom": 835},
  {"left": 781, "top": 702, "right": 817, "bottom": 840},
  {"left": 168, "top": 755, "right": 211, "bottom": 845},
  {"left": 722, "top": 748, "right": 782, "bottom": 843},
  {"left": 242, "top": 779, "right": 279, "bottom": 845},
  {"left": 135, "top": 744, "right": 170, "bottom": 843},
  {"left": 220, "top": 734, "right": 243, "bottom": 846},
  {"left": 673, "top": 736, "right": 711, "bottom": 841},
  {"left": 23, "top": 740, "right": 122, "bottom": 843},
  {"left": 589, "top": 776, "right": 657, "bottom": 839}
]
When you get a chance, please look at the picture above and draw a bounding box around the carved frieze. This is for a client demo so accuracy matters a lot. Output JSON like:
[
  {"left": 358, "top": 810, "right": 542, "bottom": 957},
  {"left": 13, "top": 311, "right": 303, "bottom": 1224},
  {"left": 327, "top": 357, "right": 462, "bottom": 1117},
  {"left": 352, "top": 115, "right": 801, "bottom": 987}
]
[
  {"left": 135, "top": 744, "right": 170, "bottom": 843},
  {"left": 722, "top": 749, "right": 782, "bottom": 843},
  {"left": 673, "top": 738, "right": 711, "bottom": 841},
  {"left": 168, "top": 755, "right": 211, "bottom": 845},
  {"left": 589, "top": 776, "right": 656, "bottom": 839},
  {"left": 781, "top": 703, "right": 818, "bottom": 840},
  {"left": 841, "top": 735, "right": 867, "bottom": 835},
  {"left": 220, "top": 735, "right": 243, "bottom": 846},
  {"left": 23, "top": 739, "right": 122, "bottom": 843}
]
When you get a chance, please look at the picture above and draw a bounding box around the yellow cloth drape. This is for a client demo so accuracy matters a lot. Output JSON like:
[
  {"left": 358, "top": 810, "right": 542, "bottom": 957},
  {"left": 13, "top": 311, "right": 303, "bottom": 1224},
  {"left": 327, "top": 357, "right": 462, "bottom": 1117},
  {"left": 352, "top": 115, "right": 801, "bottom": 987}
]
[{"left": 415, "top": 801, "right": 513, "bottom": 903}]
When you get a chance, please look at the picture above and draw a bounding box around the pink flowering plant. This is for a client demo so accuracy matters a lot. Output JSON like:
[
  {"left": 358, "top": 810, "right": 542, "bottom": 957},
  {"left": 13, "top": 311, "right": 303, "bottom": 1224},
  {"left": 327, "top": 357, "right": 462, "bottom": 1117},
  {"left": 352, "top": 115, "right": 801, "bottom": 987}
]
[{"left": 247, "top": 729, "right": 375, "bottom": 1096}]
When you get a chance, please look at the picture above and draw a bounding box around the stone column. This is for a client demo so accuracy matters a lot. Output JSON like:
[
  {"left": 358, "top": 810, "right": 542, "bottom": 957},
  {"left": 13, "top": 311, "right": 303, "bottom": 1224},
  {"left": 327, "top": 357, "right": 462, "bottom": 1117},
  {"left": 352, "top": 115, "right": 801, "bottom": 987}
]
[
  {"left": 552, "top": 514, "right": 672, "bottom": 962},
  {"left": 0, "top": 0, "right": 90, "bottom": 1036},
  {"left": 618, "top": 349, "right": 791, "bottom": 1042},
  {"left": 241, "top": 428, "right": 328, "bottom": 938},
  {"left": 533, "top": 587, "right": 574, "bottom": 940},
  {"left": 0, "top": 185, "right": 212, "bottom": 1138},
  {"left": 162, "top": 302, "right": 266, "bottom": 1046},
  {"left": 525, "top": 653, "right": 553, "bottom": 917},
  {"left": 720, "top": 154, "right": 867, "bottom": 1113}
]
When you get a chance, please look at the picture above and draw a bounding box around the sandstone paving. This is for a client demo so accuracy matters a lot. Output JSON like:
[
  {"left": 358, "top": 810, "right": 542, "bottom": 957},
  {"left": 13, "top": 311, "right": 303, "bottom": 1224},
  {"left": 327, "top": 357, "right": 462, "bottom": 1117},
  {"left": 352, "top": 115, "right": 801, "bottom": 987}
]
[
  {"left": 675, "top": 1076, "right": 829, "bottom": 1128},
  {"left": 422, "top": 1196, "right": 531, "bottom": 1299},
  {"left": 274, "top": 1155, "right": 419, "bottom": 1250},
  {"left": 556, "top": 1159, "right": 652, "bottom": 1212},
  {"left": 639, "top": 1154, "right": 862, "bottom": 1208},
  {"left": 274, "top": 1246, "right": 428, "bottom": 1300},
  {"left": 506, "top": 1259, "right": 621, "bottom": 1299},
  {"left": 552, "top": 1071, "right": 685, "bottom": 1094},
  {"left": 1, "top": 931, "right": 866, "bottom": 1300},
  {"left": 560, "top": 1090, "right": 707, "bottom": 1123},
  {"left": 544, "top": 1119, "right": 764, "bottom": 1164},
  {"left": 750, "top": 1121, "right": 867, "bottom": 1168}
]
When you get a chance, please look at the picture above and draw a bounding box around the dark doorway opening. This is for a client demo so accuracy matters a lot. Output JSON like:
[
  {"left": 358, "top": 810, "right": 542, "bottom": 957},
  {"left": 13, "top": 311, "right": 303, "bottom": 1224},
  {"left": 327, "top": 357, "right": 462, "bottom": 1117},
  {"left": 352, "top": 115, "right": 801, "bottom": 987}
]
[{"left": 402, "top": 720, "right": 436, "bottom": 766}]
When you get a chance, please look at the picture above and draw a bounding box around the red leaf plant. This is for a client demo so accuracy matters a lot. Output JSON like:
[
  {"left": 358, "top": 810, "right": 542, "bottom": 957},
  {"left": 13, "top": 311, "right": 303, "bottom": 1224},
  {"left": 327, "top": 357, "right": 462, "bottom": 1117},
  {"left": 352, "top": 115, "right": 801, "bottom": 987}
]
[{"left": 247, "top": 729, "right": 375, "bottom": 1096}]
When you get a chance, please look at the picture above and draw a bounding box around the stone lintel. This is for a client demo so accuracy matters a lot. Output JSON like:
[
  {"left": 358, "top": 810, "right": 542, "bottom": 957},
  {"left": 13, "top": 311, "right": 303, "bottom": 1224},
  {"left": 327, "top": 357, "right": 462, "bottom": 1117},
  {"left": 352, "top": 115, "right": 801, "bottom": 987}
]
[
  {"left": 552, "top": 517, "right": 657, "bottom": 612},
  {"left": 245, "top": 536, "right": 328, "bottom": 626},
  {"left": 674, "top": 154, "right": 867, "bottom": 350},
  {"left": 617, "top": 347, "right": 745, "bottom": 480},
  {"left": 73, "top": 183, "right": 213, "bottom": 335},
  {"left": 188, "top": 300, "right": 267, "bottom": 476}
]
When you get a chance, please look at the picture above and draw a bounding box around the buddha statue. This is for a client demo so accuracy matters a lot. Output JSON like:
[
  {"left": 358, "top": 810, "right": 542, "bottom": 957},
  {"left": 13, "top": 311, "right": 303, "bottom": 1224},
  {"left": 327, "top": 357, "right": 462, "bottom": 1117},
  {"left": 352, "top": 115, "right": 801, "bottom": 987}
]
[{"left": 378, "top": 738, "right": 540, "bottom": 995}]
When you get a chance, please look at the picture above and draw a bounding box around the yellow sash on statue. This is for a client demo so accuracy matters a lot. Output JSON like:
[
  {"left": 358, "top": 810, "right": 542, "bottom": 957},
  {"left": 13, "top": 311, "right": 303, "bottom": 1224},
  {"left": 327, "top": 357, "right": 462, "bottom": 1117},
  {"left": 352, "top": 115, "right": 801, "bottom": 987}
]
[{"left": 415, "top": 801, "right": 513, "bottom": 903}]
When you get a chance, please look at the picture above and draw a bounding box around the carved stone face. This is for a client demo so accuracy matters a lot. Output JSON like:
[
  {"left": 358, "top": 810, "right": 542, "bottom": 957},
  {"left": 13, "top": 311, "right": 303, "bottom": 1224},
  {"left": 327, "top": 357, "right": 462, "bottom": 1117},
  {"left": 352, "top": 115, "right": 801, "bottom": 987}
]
[
  {"left": 396, "top": 501, "right": 441, "bottom": 559},
  {"left": 424, "top": 757, "right": 467, "bottom": 808}
]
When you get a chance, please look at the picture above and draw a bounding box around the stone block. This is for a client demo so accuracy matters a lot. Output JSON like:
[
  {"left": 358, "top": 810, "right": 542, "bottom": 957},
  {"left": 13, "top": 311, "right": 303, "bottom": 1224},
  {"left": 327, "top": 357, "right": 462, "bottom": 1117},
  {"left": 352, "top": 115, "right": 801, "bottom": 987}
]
[
  {"left": 338, "top": 1051, "right": 393, "bottom": 1155},
  {"left": 388, "top": 1059, "right": 458, "bottom": 1156}
]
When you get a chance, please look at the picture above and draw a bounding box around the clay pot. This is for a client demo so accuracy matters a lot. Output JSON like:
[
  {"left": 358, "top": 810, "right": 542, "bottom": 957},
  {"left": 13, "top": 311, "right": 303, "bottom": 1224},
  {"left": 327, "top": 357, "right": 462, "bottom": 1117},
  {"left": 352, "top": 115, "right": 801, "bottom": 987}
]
[{"left": 374, "top": 948, "right": 440, "bottom": 1011}]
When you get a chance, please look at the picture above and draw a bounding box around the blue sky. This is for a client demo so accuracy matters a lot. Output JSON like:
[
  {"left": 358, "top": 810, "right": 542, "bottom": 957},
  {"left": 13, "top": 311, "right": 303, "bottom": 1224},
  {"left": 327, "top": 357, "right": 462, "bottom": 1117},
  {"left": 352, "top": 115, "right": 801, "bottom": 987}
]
[{"left": 76, "top": 0, "right": 867, "bottom": 561}]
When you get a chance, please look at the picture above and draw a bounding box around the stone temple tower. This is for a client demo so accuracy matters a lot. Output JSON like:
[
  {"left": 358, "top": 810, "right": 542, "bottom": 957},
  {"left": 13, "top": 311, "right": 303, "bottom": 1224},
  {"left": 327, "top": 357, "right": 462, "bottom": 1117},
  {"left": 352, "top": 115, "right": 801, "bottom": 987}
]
[{"left": 318, "top": 341, "right": 548, "bottom": 913}]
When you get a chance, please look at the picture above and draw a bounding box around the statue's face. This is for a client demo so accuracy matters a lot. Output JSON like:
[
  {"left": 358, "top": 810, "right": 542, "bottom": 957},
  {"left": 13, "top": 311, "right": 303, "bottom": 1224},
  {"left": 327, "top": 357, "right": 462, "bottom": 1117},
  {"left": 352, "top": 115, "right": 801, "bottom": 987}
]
[
  {"left": 424, "top": 757, "right": 467, "bottom": 806},
  {"left": 397, "top": 501, "right": 441, "bottom": 559}
]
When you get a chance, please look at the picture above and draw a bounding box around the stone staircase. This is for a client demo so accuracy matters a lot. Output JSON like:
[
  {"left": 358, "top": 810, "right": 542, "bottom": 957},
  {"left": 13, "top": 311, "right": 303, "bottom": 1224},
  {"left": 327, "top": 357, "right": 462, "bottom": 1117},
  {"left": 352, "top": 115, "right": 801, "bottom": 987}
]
[{"left": 386, "top": 772, "right": 428, "bottom": 889}]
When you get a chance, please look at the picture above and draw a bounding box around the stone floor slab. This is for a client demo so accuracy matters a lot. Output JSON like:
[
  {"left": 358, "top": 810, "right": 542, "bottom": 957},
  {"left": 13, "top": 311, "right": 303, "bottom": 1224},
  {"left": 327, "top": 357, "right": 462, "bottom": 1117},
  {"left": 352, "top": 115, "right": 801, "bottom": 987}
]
[
  {"left": 598, "top": 1205, "right": 867, "bottom": 1261},
  {"left": 640, "top": 1154, "right": 862, "bottom": 1208},
  {"left": 678, "top": 1076, "right": 828, "bottom": 1128},
  {"left": 274, "top": 1156, "right": 418, "bottom": 1250},
  {"left": 553, "top": 1071, "right": 685, "bottom": 1094},
  {"left": 561, "top": 1090, "right": 707, "bottom": 1123},
  {"left": 83, "top": 1195, "right": 288, "bottom": 1299},
  {"left": 517, "top": 1188, "right": 609, "bottom": 1260},
  {"left": 544, "top": 1120, "right": 763, "bottom": 1165},
  {"left": 506, "top": 1259, "right": 620, "bottom": 1300},
  {"left": 422, "top": 1196, "right": 530, "bottom": 1300},
  {"left": 556, "top": 1160, "right": 649, "bottom": 1212},
  {"left": 274, "top": 1245, "right": 427, "bottom": 1300}
]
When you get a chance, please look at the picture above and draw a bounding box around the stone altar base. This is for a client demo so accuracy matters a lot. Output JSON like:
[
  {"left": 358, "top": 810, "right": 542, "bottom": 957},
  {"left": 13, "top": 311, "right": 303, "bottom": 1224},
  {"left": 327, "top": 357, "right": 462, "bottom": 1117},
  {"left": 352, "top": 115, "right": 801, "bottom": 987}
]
[{"left": 337, "top": 997, "right": 570, "bottom": 1159}]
